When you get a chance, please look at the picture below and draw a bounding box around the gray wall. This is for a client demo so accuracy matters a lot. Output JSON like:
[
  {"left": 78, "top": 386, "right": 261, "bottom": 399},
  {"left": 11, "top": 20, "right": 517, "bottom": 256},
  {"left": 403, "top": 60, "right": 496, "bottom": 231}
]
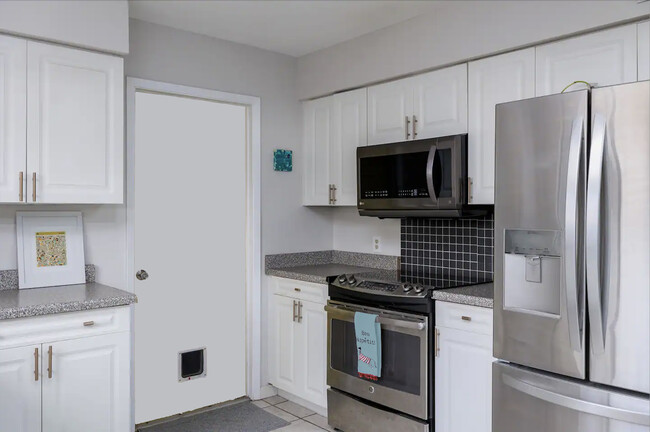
[{"left": 297, "top": 0, "right": 649, "bottom": 99}]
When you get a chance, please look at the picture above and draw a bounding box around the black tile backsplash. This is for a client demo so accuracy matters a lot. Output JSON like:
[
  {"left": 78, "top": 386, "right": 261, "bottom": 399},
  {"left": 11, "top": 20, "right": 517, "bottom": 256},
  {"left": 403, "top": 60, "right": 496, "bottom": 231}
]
[{"left": 401, "top": 215, "right": 494, "bottom": 283}]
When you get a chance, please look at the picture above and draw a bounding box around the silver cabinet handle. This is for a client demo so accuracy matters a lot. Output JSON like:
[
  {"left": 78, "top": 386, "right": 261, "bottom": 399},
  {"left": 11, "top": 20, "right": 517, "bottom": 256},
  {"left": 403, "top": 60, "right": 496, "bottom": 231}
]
[
  {"left": 564, "top": 117, "right": 584, "bottom": 351},
  {"left": 136, "top": 270, "right": 149, "bottom": 280},
  {"left": 292, "top": 300, "right": 297, "bottom": 322},
  {"left": 19, "top": 172, "right": 23, "bottom": 202},
  {"left": 405, "top": 116, "right": 411, "bottom": 140},
  {"left": 32, "top": 172, "right": 36, "bottom": 202},
  {"left": 328, "top": 184, "right": 333, "bottom": 205},
  {"left": 413, "top": 115, "right": 418, "bottom": 138},
  {"left": 461, "top": 316, "right": 472, "bottom": 321},
  {"left": 83, "top": 320, "right": 95, "bottom": 327},
  {"left": 331, "top": 185, "right": 337, "bottom": 205},
  {"left": 502, "top": 373, "right": 650, "bottom": 426},
  {"left": 586, "top": 113, "right": 606, "bottom": 354},
  {"left": 34, "top": 347, "right": 39, "bottom": 381},
  {"left": 434, "top": 328, "right": 440, "bottom": 357},
  {"left": 298, "top": 301, "right": 303, "bottom": 323},
  {"left": 468, "top": 177, "right": 473, "bottom": 203},
  {"left": 47, "top": 346, "right": 52, "bottom": 379}
]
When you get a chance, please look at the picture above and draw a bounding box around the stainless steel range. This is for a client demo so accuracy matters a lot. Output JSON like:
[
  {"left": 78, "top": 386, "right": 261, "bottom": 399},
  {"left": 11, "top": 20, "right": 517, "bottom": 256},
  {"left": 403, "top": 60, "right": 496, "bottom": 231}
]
[{"left": 326, "top": 271, "right": 490, "bottom": 432}]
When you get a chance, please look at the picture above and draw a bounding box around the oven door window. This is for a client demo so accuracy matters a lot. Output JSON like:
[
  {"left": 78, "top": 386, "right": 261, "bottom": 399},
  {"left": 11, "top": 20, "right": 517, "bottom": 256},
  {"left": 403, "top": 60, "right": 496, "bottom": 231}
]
[{"left": 330, "top": 319, "right": 421, "bottom": 395}]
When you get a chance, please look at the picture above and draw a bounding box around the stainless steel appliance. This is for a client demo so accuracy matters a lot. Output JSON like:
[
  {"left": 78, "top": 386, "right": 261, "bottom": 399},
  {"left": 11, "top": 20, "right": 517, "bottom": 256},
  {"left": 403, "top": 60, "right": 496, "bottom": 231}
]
[
  {"left": 357, "top": 135, "right": 492, "bottom": 218},
  {"left": 326, "top": 271, "right": 491, "bottom": 432},
  {"left": 493, "top": 81, "right": 650, "bottom": 431}
]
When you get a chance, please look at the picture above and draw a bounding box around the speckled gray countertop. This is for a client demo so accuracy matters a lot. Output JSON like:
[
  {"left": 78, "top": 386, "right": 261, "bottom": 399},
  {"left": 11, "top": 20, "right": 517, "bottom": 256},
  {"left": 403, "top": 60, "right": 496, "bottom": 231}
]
[
  {"left": 0, "top": 283, "right": 137, "bottom": 320},
  {"left": 266, "top": 250, "right": 399, "bottom": 284},
  {"left": 431, "top": 283, "right": 494, "bottom": 308}
]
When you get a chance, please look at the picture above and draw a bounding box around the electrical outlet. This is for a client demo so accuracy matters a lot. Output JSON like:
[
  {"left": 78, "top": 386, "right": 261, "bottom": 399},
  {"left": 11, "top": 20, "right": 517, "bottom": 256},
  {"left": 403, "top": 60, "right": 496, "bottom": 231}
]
[{"left": 372, "top": 236, "right": 382, "bottom": 253}]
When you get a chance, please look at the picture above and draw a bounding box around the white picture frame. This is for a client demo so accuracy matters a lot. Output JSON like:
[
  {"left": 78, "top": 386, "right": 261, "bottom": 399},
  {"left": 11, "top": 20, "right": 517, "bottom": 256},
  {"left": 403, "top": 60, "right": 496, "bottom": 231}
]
[{"left": 16, "top": 211, "right": 86, "bottom": 289}]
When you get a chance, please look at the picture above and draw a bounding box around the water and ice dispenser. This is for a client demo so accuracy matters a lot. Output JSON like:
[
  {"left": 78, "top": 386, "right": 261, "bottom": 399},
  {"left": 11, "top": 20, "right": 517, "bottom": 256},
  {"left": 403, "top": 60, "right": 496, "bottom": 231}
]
[{"left": 503, "top": 230, "right": 562, "bottom": 316}]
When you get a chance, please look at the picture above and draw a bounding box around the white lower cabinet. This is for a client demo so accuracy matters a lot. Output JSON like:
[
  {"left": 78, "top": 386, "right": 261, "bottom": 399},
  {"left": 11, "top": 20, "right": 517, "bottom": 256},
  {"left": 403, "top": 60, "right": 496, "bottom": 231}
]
[
  {"left": 269, "top": 277, "right": 327, "bottom": 408},
  {"left": 435, "top": 301, "right": 493, "bottom": 432},
  {"left": 0, "top": 307, "right": 131, "bottom": 432},
  {"left": 0, "top": 344, "right": 41, "bottom": 432}
]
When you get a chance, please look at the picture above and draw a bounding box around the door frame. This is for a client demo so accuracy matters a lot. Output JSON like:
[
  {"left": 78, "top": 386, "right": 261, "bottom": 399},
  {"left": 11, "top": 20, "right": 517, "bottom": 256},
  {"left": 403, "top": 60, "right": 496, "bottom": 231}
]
[{"left": 125, "top": 77, "right": 262, "bottom": 428}]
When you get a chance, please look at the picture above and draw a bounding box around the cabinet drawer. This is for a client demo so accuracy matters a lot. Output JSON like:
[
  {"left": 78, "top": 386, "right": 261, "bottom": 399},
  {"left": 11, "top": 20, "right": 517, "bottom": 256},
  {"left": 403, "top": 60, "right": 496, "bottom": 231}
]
[
  {"left": 0, "top": 306, "right": 130, "bottom": 350},
  {"left": 436, "top": 301, "right": 492, "bottom": 336},
  {"left": 271, "top": 277, "right": 327, "bottom": 304}
]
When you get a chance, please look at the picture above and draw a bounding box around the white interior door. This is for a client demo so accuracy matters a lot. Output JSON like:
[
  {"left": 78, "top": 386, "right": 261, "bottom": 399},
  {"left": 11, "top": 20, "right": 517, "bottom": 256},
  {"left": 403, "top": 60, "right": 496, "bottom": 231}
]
[{"left": 134, "top": 91, "right": 247, "bottom": 423}]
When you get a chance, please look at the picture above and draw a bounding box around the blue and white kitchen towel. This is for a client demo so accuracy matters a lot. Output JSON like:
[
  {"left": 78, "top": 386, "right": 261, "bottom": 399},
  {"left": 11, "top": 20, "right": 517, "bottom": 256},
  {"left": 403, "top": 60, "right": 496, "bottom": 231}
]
[{"left": 354, "top": 312, "right": 382, "bottom": 381}]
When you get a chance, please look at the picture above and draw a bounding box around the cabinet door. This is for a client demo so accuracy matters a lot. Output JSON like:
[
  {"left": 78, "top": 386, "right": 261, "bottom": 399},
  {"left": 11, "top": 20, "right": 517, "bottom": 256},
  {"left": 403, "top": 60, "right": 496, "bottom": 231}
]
[
  {"left": 297, "top": 299, "right": 327, "bottom": 407},
  {"left": 26, "top": 41, "right": 123, "bottom": 203},
  {"left": 468, "top": 49, "right": 535, "bottom": 205},
  {"left": 303, "top": 97, "right": 333, "bottom": 205},
  {"left": 639, "top": 21, "right": 649, "bottom": 81},
  {"left": 0, "top": 35, "right": 26, "bottom": 203},
  {"left": 536, "top": 24, "right": 637, "bottom": 96},
  {"left": 434, "top": 326, "right": 492, "bottom": 432},
  {"left": 269, "top": 294, "right": 299, "bottom": 394},
  {"left": 413, "top": 64, "right": 468, "bottom": 140},
  {"left": 368, "top": 78, "right": 413, "bottom": 145},
  {"left": 0, "top": 345, "right": 41, "bottom": 432},
  {"left": 42, "top": 332, "right": 130, "bottom": 432},
  {"left": 331, "top": 88, "right": 366, "bottom": 206}
]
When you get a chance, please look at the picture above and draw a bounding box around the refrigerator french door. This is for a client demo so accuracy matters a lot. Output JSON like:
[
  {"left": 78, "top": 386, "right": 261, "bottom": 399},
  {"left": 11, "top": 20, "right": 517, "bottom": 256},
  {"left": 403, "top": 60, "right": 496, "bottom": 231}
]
[{"left": 493, "top": 81, "right": 650, "bottom": 432}]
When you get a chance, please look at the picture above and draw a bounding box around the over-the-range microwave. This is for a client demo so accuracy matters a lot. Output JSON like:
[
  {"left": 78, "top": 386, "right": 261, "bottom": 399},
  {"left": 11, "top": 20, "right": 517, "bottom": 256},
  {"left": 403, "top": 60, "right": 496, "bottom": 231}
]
[{"left": 357, "top": 134, "right": 493, "bottom": 218}]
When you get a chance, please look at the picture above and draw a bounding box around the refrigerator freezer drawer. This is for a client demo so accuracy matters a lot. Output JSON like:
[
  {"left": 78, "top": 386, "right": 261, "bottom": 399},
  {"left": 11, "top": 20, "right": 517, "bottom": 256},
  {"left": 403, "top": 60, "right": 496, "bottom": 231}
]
[{"left": 493, "top": 362, "right": 650, "bottom": 432}]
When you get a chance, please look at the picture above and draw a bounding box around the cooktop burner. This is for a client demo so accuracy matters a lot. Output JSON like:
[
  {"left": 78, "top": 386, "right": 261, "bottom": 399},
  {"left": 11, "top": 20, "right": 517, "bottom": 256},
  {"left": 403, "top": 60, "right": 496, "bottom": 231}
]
[{"left": 329, "top": 270, "right": 491, "bottom": 303}]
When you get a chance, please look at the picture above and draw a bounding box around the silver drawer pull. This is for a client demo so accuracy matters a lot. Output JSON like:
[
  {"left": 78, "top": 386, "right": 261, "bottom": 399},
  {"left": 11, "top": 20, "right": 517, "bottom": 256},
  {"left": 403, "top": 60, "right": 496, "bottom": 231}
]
[
  {"left": 461, "top": 316, "right": 472, "bottom": 322},
  {"left": 83, "top": 321, "right": 95, "bottom": 327},
  {"left": 294, "top": 288, "right": 301, "bottom": 292}
]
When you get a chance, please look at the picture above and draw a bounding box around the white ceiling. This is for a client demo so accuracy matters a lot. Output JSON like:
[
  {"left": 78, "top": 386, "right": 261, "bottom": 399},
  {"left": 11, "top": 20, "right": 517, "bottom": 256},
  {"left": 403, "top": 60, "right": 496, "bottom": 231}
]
[{"left": 128, "top": 1, "right": 439, "bottom": 57}]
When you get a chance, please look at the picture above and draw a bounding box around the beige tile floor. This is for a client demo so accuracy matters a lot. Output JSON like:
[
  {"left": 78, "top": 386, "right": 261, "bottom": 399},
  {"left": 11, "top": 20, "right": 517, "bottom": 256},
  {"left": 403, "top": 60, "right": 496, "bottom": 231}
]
[{"left": 258, "top": 396, "right": 336, "bottom": 432}]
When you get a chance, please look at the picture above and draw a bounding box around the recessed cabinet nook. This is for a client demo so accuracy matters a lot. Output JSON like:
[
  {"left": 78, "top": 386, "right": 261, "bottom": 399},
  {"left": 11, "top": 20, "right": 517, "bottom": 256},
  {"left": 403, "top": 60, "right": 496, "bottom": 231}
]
[
  {"left": 301, "top": 22, "right": 644, "bottom": 207},
  {"left": 0, "top": 34, "right": 124, "bottom": 204}
]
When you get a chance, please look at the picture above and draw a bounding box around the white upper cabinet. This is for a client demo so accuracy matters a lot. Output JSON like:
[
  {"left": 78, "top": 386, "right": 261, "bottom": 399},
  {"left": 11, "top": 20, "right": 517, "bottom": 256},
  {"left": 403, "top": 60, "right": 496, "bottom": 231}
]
[
  {"left": 303, "top": 88, "right": 366, "bottom": 206},
  {"left": 27, "top": 41, "right": 124, "bottom": 203},
  {"left": 331, "top": 88, "right": 366, "bottom": 206},
  {"left": 468, "top": 49, "right": 535, "bottom": 205},
  {"left": 41, "top": 333, "right": 130, "bottom": 432},
  {"left": 368, "top": 78, "right": 413, "bottom": 145},
  {"left": 413, "top": 64, "right": 468, "bottom": 140},
  {"left": 303, "top": 97, "right": 333, "bottom": 206},
  {"left": 0, "top": 35, "right": 27, "bottom": 203},
  {"left": 536, "top": 24, "right": 637, "bottom": 96},
  {"left": 368, "top": 64, "right": 468, "bottom": 145},
  {"left": 638, "top": 21, "right": 649, "bottom": 81},
  {"left": 0, "top": 344, "right": 41, "bottom": 432}
]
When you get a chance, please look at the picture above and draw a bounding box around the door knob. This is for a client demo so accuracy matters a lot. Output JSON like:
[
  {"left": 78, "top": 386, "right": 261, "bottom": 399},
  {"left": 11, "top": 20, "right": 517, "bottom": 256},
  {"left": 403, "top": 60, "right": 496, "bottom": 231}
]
[{"left": 136, "top": 270, "right": 149, "bottom": 280}]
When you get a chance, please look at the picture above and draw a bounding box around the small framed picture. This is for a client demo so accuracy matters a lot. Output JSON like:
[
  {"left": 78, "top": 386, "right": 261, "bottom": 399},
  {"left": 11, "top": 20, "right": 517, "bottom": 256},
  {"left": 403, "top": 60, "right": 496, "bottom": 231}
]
[
  {"left": 16, "top": 212, "right": 86, "bottom": 289},
  {"left": 273, "top": 149, "right": 293, "bottom": 172}
]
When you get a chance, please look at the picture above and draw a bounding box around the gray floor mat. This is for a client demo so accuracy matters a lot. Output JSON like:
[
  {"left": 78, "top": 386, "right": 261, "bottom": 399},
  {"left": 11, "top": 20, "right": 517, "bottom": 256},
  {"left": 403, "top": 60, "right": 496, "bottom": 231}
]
[{"left": 139, "top": 401, "right": 290, "bottom": 432}]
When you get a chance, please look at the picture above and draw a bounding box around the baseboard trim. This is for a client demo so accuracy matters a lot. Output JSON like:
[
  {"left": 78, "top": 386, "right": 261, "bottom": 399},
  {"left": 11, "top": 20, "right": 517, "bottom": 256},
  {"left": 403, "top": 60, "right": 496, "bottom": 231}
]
[{"left": 277, "top": 388, "right": 327, "bottom": 417}]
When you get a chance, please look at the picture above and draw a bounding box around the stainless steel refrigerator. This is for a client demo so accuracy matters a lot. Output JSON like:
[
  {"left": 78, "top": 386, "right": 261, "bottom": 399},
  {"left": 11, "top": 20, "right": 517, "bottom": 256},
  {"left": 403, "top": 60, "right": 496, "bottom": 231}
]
[{"left": 493, "top": 80, "right": 650, "bottom": 431}]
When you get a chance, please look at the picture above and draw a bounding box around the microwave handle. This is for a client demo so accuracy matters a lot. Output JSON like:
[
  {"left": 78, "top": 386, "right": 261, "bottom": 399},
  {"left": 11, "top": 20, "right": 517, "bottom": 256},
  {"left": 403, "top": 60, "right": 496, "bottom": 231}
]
[{"left": 426, "top": 145, "right": 438, "bottom": 203}]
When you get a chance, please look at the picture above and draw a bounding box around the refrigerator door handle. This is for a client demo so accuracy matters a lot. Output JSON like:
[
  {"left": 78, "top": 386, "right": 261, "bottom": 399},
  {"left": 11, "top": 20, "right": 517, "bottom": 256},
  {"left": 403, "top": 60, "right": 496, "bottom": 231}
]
[
  {"left": 502, "top": 373, "right": 650, "bottom": 426},
  {"left": 564, "top": 117, "right": 584, "bottom": 351},
  {"left": 587, "top": 113, "right": 607, "bottom": 354}
]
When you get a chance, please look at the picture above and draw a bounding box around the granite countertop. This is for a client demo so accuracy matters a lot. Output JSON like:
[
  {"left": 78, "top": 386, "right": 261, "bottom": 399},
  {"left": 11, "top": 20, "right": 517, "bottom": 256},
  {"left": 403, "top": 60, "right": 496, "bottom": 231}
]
[
  {"left": 431, "top": 283, "right": 494, "bottom": 308},
  {"left": 265, "top": 250, "right": 399, "bottom": 284},
  {"left": 0, "top": 283, "right": 137, "bottom": 320}
]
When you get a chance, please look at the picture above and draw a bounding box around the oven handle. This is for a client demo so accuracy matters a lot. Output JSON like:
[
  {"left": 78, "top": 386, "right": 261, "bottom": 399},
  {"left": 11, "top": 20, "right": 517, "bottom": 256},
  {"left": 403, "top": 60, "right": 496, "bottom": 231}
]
[
  {"left": 324, "top": 305, "right": 427, "bottom": 331},
  {"left": 426, "top": 145, "right": 439, "bottom": 203}
]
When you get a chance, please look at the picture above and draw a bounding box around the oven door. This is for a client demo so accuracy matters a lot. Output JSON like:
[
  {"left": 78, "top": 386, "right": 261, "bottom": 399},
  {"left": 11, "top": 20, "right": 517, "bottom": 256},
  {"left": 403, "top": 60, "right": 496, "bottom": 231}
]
[{"left": 325, "top": 300, "right": 429, "bottom": 420}]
